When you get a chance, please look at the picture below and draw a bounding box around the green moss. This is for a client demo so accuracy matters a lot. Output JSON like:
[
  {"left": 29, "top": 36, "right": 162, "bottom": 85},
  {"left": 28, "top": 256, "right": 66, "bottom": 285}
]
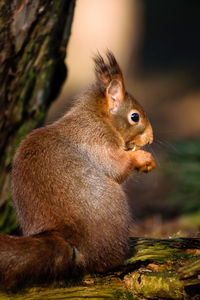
[
  {"left": 0, "top": 198, "right": 17, "bottom": 234},
  {"left": 5, "top": 111, "right": 45, "bottom": 168},
  {"left": 126, "top": 270, "right": 184, "bottom": 299},
  {"left": 125, "top": 240, "right": 191, "bottom": 265},
  {"left": 0, "top": 277, "right": 134, "bottom": 299},
  {"left": 16, "top": 113, "right": 44, "bottom": 142}
]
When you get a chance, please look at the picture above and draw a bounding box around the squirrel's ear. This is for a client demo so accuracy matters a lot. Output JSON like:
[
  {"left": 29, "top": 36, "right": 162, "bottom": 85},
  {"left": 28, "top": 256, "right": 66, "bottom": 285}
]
[{"left": 106, "top": 78, "right": 125, "bottom": 114}]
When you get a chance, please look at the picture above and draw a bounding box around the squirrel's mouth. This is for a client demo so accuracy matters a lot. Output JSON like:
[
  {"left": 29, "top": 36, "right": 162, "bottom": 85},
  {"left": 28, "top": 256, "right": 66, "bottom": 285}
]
[{"left": 124, "top": 143, "right": 139, "bottom": 152}]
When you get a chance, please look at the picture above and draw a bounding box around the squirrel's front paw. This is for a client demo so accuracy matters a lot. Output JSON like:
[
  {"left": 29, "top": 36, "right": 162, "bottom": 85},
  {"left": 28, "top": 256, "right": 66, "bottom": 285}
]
[{"left": 131, "top": 150, "right": 156, "bottom": 173}]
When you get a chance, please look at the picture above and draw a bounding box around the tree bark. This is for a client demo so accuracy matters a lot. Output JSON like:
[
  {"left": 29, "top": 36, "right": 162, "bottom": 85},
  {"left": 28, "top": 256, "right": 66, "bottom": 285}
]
[
  {"left": 0, "top": 0, "right": 76, "bottom": 231},
  {"left": 0, "top": 237, "right": 199, "bottom": 299}
]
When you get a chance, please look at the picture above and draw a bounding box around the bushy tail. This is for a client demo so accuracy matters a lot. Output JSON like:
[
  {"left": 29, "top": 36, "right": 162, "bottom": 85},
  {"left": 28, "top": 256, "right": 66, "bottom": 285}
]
[{"left": 0, "top": 231, "right": 77, "bottom": 291}]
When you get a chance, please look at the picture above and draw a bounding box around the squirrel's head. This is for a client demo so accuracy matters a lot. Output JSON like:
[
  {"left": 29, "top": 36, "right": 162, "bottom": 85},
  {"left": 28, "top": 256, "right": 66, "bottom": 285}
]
[{"left": 94, "top": 51, "right": 153, "bottom": 150}]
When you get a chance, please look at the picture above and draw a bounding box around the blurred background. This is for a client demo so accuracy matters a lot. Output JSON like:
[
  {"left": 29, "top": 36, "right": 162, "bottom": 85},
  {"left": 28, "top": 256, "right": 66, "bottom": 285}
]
[{"left": 47, "top": 0, "right": 200, "bottom": 238}]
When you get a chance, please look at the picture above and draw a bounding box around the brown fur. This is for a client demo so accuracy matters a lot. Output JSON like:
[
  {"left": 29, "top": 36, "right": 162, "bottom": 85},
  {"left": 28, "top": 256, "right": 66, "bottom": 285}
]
[{"left": 0, "top": 51, "right": 155, "bottom": 291}]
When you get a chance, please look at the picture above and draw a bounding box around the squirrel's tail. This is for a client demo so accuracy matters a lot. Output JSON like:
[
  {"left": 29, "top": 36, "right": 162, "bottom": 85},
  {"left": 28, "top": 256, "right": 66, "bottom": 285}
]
[{"left": 0, "top": 230, "right": 78, "bottom": 291}]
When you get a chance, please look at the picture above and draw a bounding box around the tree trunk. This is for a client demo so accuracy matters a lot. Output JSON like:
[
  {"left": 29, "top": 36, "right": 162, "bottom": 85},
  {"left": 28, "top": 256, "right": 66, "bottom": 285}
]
[
  {"left": 0, "top": 237, "right": 199, "bottom": 299},
  {"left": 0, "top": 0, "right": 76, "bottom": 232}
]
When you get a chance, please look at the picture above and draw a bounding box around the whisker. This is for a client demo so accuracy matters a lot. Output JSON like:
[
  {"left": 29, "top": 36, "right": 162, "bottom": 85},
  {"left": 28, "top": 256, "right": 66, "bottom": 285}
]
[
  {"left": 150, "top": 145, "right": 161, "bottom": 167},
  {"left": 153, "top": 137, "right": 179, "bottom": 154},
  {"left": 158, "top": 139, "right": 179, "bottom": 153}
]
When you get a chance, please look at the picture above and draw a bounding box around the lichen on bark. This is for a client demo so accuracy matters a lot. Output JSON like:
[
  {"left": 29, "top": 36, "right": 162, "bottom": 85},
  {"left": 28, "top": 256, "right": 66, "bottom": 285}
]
[{"left": 0, "top": 0, "right": 76, "bottom": 232}]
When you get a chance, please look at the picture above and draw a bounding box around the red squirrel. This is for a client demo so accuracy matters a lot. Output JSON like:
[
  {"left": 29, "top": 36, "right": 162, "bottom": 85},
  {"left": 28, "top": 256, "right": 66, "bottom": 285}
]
[{"left": 0, "top": 51, "right": 155, "bottom": 290}]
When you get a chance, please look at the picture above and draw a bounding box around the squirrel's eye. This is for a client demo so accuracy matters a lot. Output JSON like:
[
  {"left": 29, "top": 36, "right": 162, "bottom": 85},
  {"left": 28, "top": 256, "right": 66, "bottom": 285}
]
[{"left": 131, "top": 113, "right": 139, "bottom": 122}]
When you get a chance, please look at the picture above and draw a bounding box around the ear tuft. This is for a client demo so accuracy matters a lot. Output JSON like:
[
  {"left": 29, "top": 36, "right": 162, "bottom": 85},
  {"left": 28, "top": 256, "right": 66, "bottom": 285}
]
[
  {"left": 93, "top": 51, "right": 125, "bottom": 113},
  {"left": 106, "top": 51, "right": 122, "bottom": 79},
  {"left": 93, "top": 53, "right": 111, "bottom": 83},
  {"left": 93, "top": 50, "right": 124, "bottom": 85}
]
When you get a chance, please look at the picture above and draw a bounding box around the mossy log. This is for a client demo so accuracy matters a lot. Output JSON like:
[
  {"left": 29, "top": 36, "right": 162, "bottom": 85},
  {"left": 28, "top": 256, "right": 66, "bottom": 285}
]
[
  {"left": 0, "top": 0, "right": 76, "bottom": 232},
  {"left": 0, "top": 237, "right": 199, "bottom": 299},
  {"left": 124, "top": 237, "right": 200, "bottom": 299}
]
